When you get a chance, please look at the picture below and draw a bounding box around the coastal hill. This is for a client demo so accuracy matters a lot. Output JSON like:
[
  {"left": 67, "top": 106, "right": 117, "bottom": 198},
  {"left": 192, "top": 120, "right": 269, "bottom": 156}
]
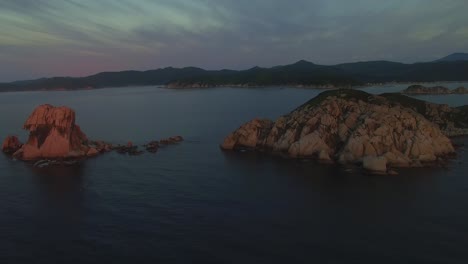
[
  {"left": 168, "top": 60, "right": 360, "bottom": 88},
  {"left": 2, "top": 55, "right": 468, "bottom": 91},
  {"left": 221, "top": 89, "right": 468, "bottom": 174},
  {"left": 435, "top": 53, "right": 468, "bottom": 62}
]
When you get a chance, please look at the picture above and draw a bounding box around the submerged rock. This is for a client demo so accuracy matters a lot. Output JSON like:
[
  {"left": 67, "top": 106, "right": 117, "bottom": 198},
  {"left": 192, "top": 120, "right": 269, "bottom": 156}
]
[
  {"left": 159, "top": 136, "right": 184, "bottom": 145},
  {"left": 114, "top": 144, "right": 144, "bottom": 156},
  {"left": 144, "top": 141, "right": 160, "bottom": 153},
  {"left": 144, "top": 136, "right": 184, "bottom": 153},
  {"left": 221, "top": 89, "right": 457, "bottom": 172}
]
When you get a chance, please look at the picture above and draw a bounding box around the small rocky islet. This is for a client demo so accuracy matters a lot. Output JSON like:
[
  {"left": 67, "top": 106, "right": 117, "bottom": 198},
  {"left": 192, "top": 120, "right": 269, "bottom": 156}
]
[
  {"left": 221, "top": 89, "right": 468, "bottom": 174},
  {"left": 1, "top": 104, "right": 183, "bottom": 167}
]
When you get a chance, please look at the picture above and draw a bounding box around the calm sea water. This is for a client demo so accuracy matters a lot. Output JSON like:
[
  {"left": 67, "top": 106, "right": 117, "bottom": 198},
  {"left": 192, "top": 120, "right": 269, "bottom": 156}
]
[{"left": 0, "top": 84, "right": 467, "bottom": 263}]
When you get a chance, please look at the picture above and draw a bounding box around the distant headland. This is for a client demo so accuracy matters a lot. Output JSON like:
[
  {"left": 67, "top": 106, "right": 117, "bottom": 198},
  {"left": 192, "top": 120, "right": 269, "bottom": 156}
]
[{"left": 1, "top": 53, "right": 468, "bottom": 92}]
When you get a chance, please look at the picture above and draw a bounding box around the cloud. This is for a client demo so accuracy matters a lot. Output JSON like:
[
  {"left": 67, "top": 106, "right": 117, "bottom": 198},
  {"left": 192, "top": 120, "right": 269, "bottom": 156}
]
[{"left": 0, "top": 0, "right": 467, "bottom": 81}]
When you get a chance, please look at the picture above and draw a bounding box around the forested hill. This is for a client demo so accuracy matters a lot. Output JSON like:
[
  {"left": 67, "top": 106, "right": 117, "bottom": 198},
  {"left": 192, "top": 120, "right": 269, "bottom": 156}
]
[{"left": 2, "top": 58, "right": 468, "bottom": 91}]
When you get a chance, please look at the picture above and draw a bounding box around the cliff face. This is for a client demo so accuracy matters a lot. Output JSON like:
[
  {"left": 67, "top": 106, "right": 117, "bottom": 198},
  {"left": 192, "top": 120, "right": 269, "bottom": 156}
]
[
  {"left": 12, "top": 104, "right": 89, "bottom": 160},
  {"left": 221, "top": 90, "right": 456, "bottom": 172}
]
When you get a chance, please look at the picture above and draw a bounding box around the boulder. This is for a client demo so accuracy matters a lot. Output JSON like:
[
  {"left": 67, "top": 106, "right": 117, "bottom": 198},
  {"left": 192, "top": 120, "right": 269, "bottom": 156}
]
[
  {"left": 86, "top": 148, "right": 99, "bottom": 157},
  {"left": 363, "top": 156, "right": 387, "bottom": 173},
  {"left": 2, "top": 136, "right": 22, "bottom": 154}
]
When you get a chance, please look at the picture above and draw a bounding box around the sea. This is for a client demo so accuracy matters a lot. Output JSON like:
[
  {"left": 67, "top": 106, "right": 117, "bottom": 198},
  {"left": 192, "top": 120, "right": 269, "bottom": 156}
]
[{"left": 0, "top": 83, "right": 467, "bottom": 263}]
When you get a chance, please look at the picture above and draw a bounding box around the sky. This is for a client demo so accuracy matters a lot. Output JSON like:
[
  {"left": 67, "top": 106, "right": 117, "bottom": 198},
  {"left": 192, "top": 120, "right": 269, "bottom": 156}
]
[{"left": 0, "top": 0, "right": 467, "bottom": 82}]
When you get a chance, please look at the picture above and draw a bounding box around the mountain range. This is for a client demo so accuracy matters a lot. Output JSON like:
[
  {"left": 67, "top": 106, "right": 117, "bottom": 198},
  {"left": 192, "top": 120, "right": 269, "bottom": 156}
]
[
  {"left": 436, "top": 53, "right": 468, "bottom": 62},
  {"left": 1, "top": 53, "right": 468, "bottom": 92}
]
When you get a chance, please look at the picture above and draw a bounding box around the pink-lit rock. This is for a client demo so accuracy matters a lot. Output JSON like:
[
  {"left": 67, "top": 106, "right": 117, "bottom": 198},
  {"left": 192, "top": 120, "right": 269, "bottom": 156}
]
[{"left": 12, "top": 104, "right": 89, "bottom": 160}]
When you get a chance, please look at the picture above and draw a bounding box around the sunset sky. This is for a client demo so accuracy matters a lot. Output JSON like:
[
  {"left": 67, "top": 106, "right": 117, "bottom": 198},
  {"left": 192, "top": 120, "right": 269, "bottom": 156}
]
[{"left": 1, "top": 0, "right": 467, "bottom": 82}]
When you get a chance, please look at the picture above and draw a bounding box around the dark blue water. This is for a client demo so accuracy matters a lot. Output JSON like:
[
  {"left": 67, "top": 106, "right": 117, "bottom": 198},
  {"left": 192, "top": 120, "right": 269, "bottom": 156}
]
[{"left": 0, "top": 86, "right": 467, "bottom": 263}]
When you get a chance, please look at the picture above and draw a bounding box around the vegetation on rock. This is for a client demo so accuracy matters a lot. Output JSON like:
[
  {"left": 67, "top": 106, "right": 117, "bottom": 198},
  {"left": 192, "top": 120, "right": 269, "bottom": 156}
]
[{"left": 221, "top": 89, "right": 462, "bottom": 174}]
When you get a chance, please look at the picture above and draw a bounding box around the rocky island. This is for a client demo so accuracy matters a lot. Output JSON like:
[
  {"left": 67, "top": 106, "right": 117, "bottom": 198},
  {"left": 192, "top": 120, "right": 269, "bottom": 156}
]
[
  {"left": 402, "top": 85, "right": 468, "bottom": 95},
  {"left": 3, "top": 104, "right": 100, "bottom": 161},
  {"left": 221, "top": 89, "right": 467, "bottom": 174},
  {"left": 2, "top": 104, "right": 184, "bottom": 166}
]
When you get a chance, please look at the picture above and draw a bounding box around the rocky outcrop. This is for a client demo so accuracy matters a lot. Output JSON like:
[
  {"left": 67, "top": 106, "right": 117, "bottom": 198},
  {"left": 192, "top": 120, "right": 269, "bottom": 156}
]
[
  {"left": 159, "top": 136, "right": 184, "bottom": 145},
  {"left": 2, "top": 136, "right": 22, "bottom": 154},
  {"left": 380, "top": 93, "right": 468, "bottom": 137},
  {"left": 402, "top": 85, "right": 468, "bottom": 95},
  {"left": 221, "top": 119, "right": 273, "bottom": 150},
  {"left": 6, "top": 104, "right": 93, "bottom": 161},
  {"left": 2, "top": 104, "right": 186, "bottom": 166},
  {"left": 114, "top": 136, "right": 185, "bottom": 155},
  {"left": 86, "top": 147, "right": 99, "bottom": 157},
  {"left": 221, "top": 89, "right": 456, "bottom": 173},
  {"left": 114, "top": 144, "right": 144, "bottom": 156},
  {"left": 453, "top": 87, "right": 468, "bottom": 94},
  {"left": 144, "top": 141, "right": 160, "bottom": 153}
]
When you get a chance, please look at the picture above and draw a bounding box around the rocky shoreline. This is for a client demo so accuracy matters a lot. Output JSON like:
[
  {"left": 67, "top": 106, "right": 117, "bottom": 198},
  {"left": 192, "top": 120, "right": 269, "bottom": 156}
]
[
  {"left": 401, "top": 84, "right": 468, "bottom": 95},
  {"left": 1, "top": 104, "right": 184, "bottom": 167},
  {"left": 221, "top": 89, "right": 467, "bottom": 174},
  {"left": 166, "top": 82, "right": 345, "bottom": 89}
]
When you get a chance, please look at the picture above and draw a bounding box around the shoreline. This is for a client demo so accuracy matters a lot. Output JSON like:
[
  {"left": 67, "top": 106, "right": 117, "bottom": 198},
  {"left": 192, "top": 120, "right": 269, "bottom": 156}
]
[{"left": 1, "top": 81, "right": 468, "bottom": 94}]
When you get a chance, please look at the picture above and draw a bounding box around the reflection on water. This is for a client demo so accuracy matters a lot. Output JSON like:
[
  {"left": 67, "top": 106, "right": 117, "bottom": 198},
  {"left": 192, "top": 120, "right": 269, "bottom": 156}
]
[
  {"left": 30, "top": 162, "right": 86, "bottom": 196},
  {"left": 30, "top": 163, "right": 86, "bottom": 226},
  {"left": 0, "top": 86, "right": 467, "bottom": 263}
]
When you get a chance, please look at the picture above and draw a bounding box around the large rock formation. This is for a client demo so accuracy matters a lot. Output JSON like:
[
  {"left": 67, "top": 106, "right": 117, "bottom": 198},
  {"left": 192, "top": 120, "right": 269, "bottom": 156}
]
[
  {"left": 2, "top": 105, "right": 186, "bottom": 166},
  {"left": 221, "top": 89, "right": 457, "bottom": 172},
  {"left": 9, "top": 104, "right": 92, "bottom": 160}
]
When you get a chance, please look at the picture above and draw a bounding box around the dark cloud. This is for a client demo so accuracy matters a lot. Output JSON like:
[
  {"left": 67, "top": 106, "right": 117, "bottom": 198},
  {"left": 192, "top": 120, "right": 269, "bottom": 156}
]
[{"left": 0, "top": 0, "right": 467, "bottom": 81}]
